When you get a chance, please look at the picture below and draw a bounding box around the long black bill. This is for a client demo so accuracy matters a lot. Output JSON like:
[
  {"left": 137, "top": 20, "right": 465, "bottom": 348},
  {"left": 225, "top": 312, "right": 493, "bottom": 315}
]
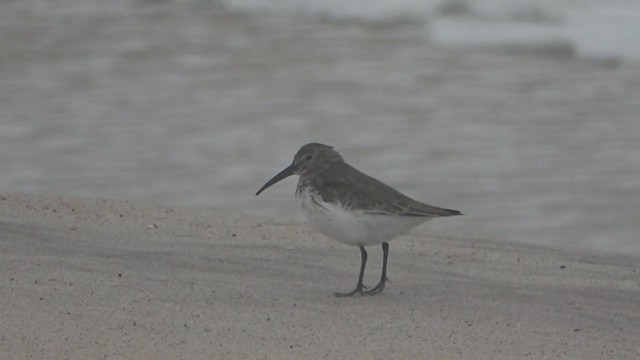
[{"left": 255, "top": 163, "right": 296, "bottom": 196}]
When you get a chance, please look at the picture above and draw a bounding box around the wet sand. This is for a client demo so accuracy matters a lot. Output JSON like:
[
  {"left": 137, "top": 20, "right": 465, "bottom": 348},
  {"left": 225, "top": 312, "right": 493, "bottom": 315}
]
[{"left": 1, "top": 193, "right": 638, "bottom": 359}]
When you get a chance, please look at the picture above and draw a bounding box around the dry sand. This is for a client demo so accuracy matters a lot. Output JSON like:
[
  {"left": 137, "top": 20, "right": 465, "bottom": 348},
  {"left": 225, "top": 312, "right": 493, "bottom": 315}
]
[{"left": 1, "top": 193, "right": 638, "bottom": 359}]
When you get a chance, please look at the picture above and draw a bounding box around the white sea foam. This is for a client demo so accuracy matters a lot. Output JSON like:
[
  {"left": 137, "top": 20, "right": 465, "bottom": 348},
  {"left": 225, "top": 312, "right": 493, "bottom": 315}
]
[{"left": 222, "top": 0, "right": 640, "bottom": 63}]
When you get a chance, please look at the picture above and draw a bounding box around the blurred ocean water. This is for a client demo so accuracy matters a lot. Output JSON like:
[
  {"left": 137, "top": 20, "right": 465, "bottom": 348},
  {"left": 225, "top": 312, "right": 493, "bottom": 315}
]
[
  {"left": 225, "top": 0, "right": 640, "bottom": 63},
  {"left": 1, "top": 0, "right": 639, "bottom": 254}
]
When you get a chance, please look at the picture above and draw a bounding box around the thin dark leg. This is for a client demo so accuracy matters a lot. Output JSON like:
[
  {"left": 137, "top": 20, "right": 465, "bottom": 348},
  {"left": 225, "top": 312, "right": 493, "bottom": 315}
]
[
  {"left": 364, "top": 242, "right": 389, "bottom": 295},
  {"left": 333, "top": 246, "right": 367, "bottom": 297}
]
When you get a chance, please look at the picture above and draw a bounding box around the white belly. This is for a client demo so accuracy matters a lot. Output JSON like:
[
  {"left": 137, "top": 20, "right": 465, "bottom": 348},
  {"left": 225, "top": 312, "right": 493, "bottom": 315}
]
[{"left": 297, "top": 191, "right": 432, "bottom": 246}]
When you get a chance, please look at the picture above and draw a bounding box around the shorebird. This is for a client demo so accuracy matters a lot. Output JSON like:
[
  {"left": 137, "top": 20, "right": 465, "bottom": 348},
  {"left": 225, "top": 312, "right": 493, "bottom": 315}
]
[{"left": 256, "top": 143, "right": 462, "bottom": 296}]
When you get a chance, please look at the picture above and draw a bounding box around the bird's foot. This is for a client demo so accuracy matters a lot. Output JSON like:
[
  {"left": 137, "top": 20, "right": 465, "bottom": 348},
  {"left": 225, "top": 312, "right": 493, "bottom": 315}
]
[
  {"left": 363, "top": 278, "right": 387, "bottom": 295},
  {"left": 333, "top": 284, "right": 366, "bottom": 297}
]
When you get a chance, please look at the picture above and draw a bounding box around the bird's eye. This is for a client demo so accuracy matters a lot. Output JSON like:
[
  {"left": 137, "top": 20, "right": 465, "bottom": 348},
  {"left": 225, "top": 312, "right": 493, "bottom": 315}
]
[{"left": 304, "top": 154, "right": 313, "bottom": 161}]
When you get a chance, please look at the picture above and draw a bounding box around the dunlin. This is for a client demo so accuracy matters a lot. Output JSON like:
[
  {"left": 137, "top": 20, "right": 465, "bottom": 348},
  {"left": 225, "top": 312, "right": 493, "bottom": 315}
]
[{"left": 256, "top": 143, "right": 462, "bottom": 296}]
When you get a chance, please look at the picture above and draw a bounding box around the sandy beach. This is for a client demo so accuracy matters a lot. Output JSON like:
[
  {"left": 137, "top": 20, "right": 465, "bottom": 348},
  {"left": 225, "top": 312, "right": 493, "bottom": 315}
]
[{"left": 1, "top": 193, "right": 638, "bottom": 359}]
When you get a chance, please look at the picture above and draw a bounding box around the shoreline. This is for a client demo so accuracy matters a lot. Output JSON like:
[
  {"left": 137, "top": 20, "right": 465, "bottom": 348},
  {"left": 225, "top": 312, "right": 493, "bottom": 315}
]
[{"left": 1, "top": 193, "right": 639, "bottom": 359}]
